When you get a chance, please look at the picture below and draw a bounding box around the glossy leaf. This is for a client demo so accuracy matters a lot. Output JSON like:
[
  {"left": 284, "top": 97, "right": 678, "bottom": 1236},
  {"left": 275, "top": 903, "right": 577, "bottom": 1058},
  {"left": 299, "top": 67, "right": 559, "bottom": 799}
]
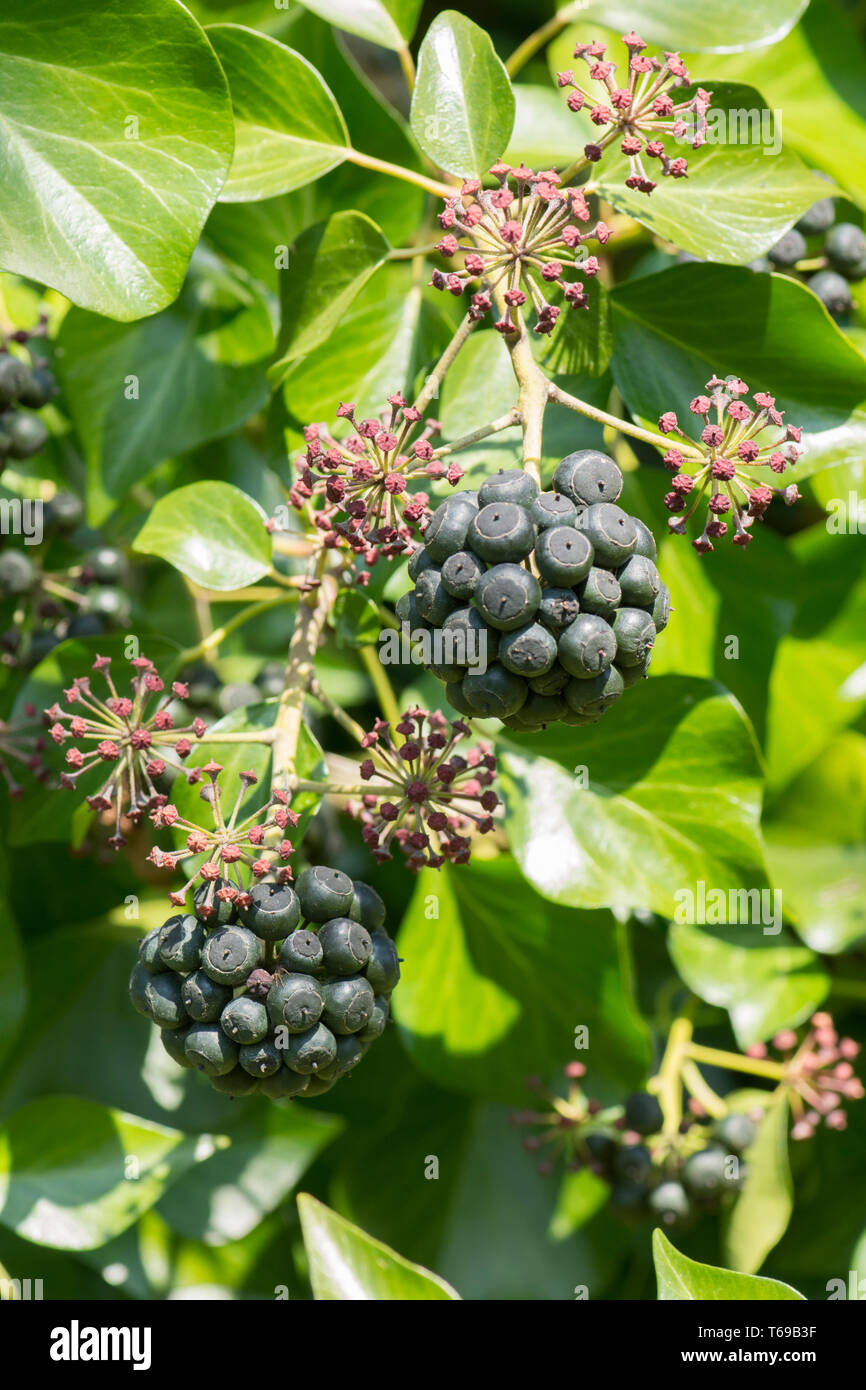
[
  {"left": 536, "top": 282, "right": 613, "bottom": 379},
  {"left": 298, "top": 1194, "right": 461, "bottom": 1300},
  {"left": 654, "top": 1230, "right": 804, "bottom": 1300},
  {"left": 134, "top": 481, "right": 272, "bottom": 590},
  {"left": 564, "top": 0, "right": 808, "bottom": 54},
  {"left": 725, "top": 1093, "right": 794, "bottom": 1274},
  {"left": 208, "top": 26, "right": 349, "bottom": 201},
  {"left": 411, "top": 11, "right": 515, "bottom": 176},
  {"left": 0, "top": 0, "right": 234, "bottom": 320},
  {"left": 294, "top": 0, "right": 423, "bottom": 52}
]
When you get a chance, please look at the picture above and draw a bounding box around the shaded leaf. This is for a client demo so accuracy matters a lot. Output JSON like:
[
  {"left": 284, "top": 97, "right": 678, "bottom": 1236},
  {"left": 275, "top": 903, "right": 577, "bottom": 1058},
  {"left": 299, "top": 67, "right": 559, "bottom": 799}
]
[
  {"left": 294, "top": 0, "right": 422, "bottom": 52},
  {"left": 298, "top": 1193, "right": 461, "bottom": 1299},
  {"left": 725, "top": 1093, "right": 794, "bottom": 1274}
]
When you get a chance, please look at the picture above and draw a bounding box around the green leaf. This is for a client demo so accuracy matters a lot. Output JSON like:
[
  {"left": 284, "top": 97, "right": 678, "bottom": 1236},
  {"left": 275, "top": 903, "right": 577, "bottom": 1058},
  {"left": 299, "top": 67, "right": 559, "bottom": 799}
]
[
  {"left": 0, "top": 848, "right": 25, "bottom": 1070},
  {"left": 134, "top": 481, "right": 271, "bottom": 590},
  {"left": 294, "top": 0, "right": 423, "bottom": 52},
  {"left": 270, "top": 210, "right": 390, "bottom": 373},
  {"left": 611, "top": 264, "right": 866, "bottom": 483},
  {"left": 297, "top": 1193, "right": 461, "bottom": 1300},
  {"left": 536, "top": 282, "right": 613, "bottom": 379},
  {"left": 560, "top": 0, "right": 808, "bottom": 55},
  {"left": 0, "top": 0, "right": 234, "bottom": 321},
  {"left": 725, "top": 1093, "right": 794, "bottom": 1274},
  {"left": 331, "top": 589, "right": 382, "bottom": 647},
  {"left": 549, "top": 1167, "right": 609, "bottom": 1241},
  {"left": 57, "top": 250, "right": 274, "bottom": 520},
  {"left": 410, "top": 11, "right": 515, "bottom": 176},
  {"left": 0, "top": 1096, "right": 219, "bottom": 1250},
  {"left": 501, "top": 676, "right": 768, "bottom": 921},
  {"left": 392, "top": 859, "right": 650, "bottom": 1101},
  {"left": 208, "top": 25, "right": 348, "bottom": 201},
  {"left": 504, "top": 85, "right": 583, "bottom": 166},
  {"left": 668, "top": 921, "right": 828, "bottom": 1048},
  {"left": 654, "top": 1230, "right": 804, "bottom": 1300}
]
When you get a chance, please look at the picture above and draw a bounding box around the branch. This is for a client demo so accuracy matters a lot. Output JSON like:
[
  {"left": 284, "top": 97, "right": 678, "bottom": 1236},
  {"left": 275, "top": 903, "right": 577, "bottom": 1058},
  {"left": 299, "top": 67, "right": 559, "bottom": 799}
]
[
  {"left": 548, "top": 380, "right": 704, "bottom": 459},
  {"left": 346, "top": 148, "right": 454, "bottom": 199},
  {"left": 434, "top": 407, "right": 521, "bottom": 457},
  {"left": 490, "top": 284, "right": 548, "bottom": 487},
  {"left": 271, "top": 559, "right": 336, "bottom": 792},
  {"left": 413, "top": 311, "right": 478, "bottom": 416}
]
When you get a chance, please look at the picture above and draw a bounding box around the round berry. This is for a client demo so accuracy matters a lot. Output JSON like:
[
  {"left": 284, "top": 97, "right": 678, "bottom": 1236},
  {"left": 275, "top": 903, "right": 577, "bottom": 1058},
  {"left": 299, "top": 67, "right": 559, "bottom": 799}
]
[
  {"left": 319, "top": 917, "right": 372, "bottom": 974},
  {"left": 277, "top": 928, "right": 324, "bottom": 975},
  {"left": 614, "top": 1143, "right": 653, "bottom": 1185},
  {"left": 424, "top": 493, "right": 479, "bottom": 563},
  {"left": 349, "top": 880, "right": 386, "bottom": 932},
  {"left": 796, "top": 197, "right": 835, "bottom": 236},
  {"left": 17, "top": 367, "right": 56, "bottom": 410},
  {"left": 238, "top": 881, "right": 301, "bottom": 940},
  {"left": 138, "top": 926, "right": 164, "bottom": 974},
  {"left": 357, "top": 995, "right": 390, "bottom": 1043},
  {"left": 682, "top": 1148, "right": 730, "bottom": 1199},
  {"left": 267, "top": 972, "right": 325, "bottom": 1032},
  {"left": 0, "top": 550, "right": 34, "bottom": 596},
  {"left": 768, "top": 228, "right": 806, "bottom": 267},
  {"left": 624, "top": 1091, "right": 664, "bottom": 1135},
  {"left": 467, "top": 502, "right": 535, "bottom": 563},
  {"left": 577, "top": 566, "right": 621, "bottom": 619},
  {"left": 517, "top": 691, "right": 567, "bottom": 727},
  {"left": 158, "top": 913, "right": 205, "bottom": 973},
  {"left": 807, "top": 269, "right": 853, "bottom": 315},
  {"left": 303, "top": 1074, "right": 337, "bottom": 1097},
  {"left": 478, "top": 468, "right": 539, "bottom": 508},
  {"left": 584, "top": 1132, "right": 618, "bottom": 1171},
  {"left": 210, "top": 1067, "right": 260, "bottom": 1097},
  {"left": 564, "top": 664, "right": 624, "bottom": 715},
  {"left": 284, "top": 1022, "right": 338, "bottom": 1074},
  {"left": 617, "top": 555, "right": 660, "bottom": 607},
  {"left": 445, "top": 678, "right": 478, "bottom": 718},
  {"left": 220, "top": 996, "right": 268, "bottom": 1045},
  {"left": 160, "top": 1025, "right": 195, "bottom": 1069},
  {"left": 528, "top": 664, "right": 569, "bottom": 696},
  {"left": 648, "top": 1180, "right": 691, "bottom": 1228},
  {"left": 316, "top": 1033, "right": 366, "bottom": 1081},
  {"left": 181, "top": 969, "right": 232, "bottom": 1022},
  {"left": 239, "top": 1038, "right": 283, "bottom": 1078},
  {"left": 554, "top": 449, "right": 623, "bottom": 506},
  {"left": 129, "top": 962, "right": 188, "bottom": 1029},
  {"left": 537, "top": 588, "right": 579, "bottom": 634},
  {"left": 0, "top": 355, "right": 28, "bottom": 404},
  {"left": 498, "top": 621, "right": 557, "bottom": 677},
  {"left": 618, "top": 655, "right": 651, "bottom": 687},
  {"left": 441, "top": 549, "right": 485, "bottom": 601},
  {"left": 193, "top": 876, "right": 236, "bottom": 925},
  {"left": 322, "top": 975, "right": 376, "bottom": 1035},
  {"left": 610, "top": 1183, "right": 648, "bottom": 1221},
  {"left": 408, "top": 545, "right": 434, "bottom": 581},
  {"left": 428, "top": 657, "right": 467, "bottom": 684},
  {"left": 612, "top": 608, "right": 656, "bottom": 667},
  {"left": 395, "top": 590, "right": 430, "bottom": 631},
  {"left": 631, "top": 516, "right": 658, "bottom": 562},
  {"left": 44, "top": 492, "right": 84, "bottom": 532},
  {"left": 475, "top": 563, "right": 540, "bottom": 631},
  {"left": 260, "top": 1067, "right": 310, "bottom": 1099},
  {"left": 650, "top": 583, "right": 671, "bottom": 633},
  {"left": 414, "top": 568, "right": 456, "bottom": 625},
  {"left": 85, "top": 547, "right": 128, "bottom": 584},
  {"left": 443, "top": 605, "right": 499, "bottom": 665},
  {"left": 462, "top": 664, "right": 528, "bottom": 719},
  {"left": 535, "top": 526, "right": 593, "bottom": 587},
  {"left": 530, "top": 490, "right": 578, "bottom": 530},
  {"left": 6, "top": 412, "right": 48, "bottom": 459},
  {"left": 67, "top": 614, "right": 105, "bottom": 639},
  {"left": 714, "top": 1112, "right": 757, "bottom": 1154},
  {"left": 577, "top": 503, "right": 637, "bottom": 567},
  {"left": 826, "top": 221, "right": 866, "bottom": 272},
  {"left": 296, "top": 865, "right": 354, "bottom": 923},
  {"left": 201, "top": 926, "right": 263, "bottom": 986},
  {"left": 184, "top": 1023, "right": 238, "bottom": 1076},
  {"left": 82, "top": 586, "right": 130, "bottom": 624},
  {"left": 364, "top": 929, "right": 401, "bottom": 995},
  {"left": 558, "top": 613, "right": 616, "bottom": 678}
]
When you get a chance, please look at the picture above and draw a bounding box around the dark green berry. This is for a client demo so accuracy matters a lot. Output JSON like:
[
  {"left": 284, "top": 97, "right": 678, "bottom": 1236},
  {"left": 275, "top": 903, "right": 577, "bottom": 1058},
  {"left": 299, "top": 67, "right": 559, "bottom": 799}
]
[
  {"left": 612, "top": 608, "right": 656, "bottom": 667},
  {"left": 158, "top": 913, "right": 205, "bottom": 973},
  {"left": 714, "top": 1112, "right": 757, "bottom": 1154},
  {"left": 210, "top": 1067, "right": 260, "bottom": 1097},
  {"left": 807, "top": 269, "right": 853, "bottom": 315},
  {"left": 408, "top": 545, "right": 434, "bottom": 581},
  {"left": 303, "top": 1074, "right": 337, "bottom": 1097},
  {"left": 260, "top": 1067, "right": 310, "bottom": 1098},
  {"left": 181, "top": 969, "right": 232, "bottom": 1022},
  {"left": 577, "top": 503, "right": 637, "bottom": 567},
  {"left": 682, "top": 1147, "right": 731, "bottom": 1199},
  {"left": 617, "top": 655, "right": 651, "bottom": 687},
  {"left": 624, "top": 1091, "right": 664, "bottom": 1135},
  {"left": 357, "top": 995, "right": 390, "bottom": 1043},
  {"left": 316, "top": 1033, "right": 366, "bottom": 1081},
  {"left": 441, "top": 549, "right": 485, "bottom": 600},
  {"left": 220, "top": 996, "right": 268, "bottom": 1044},
  {"left": 443, "top": 605, "right": 499, "bottom": 664},
  {"left": 530, "top": 490, "right": 578, "bottom": 529},
  {"left": 67, "top": 614, "right": 105, "bottom": 639},
  {"left": 537, "top": 588, "right": 579, "bottom": 634},
  {"left": 201, "top": 926, "right": 263, "bottom": 986},
  {"left": 445, "top": 678, "right": 478, "bottom": 717},
  {"left": 564, "top": 664, "right": 624, "bottom": 715},
  {"left": 364, "top": 929, "right": 401, "bottom": 995},
  {"left": 423, "top": 493, "right": 479, "bottom": 563},
  {"left": 795, "top": 197, "right": 835, "bottom": 235},
  {"left": 554, "top": 449, "right": 623, "bottom": 507},
  {"left": 614, "top": 1143, "right": 653, "bottom": 1185},
  {"left": 321, "top": 975, "right": 376, "bottom": 1035},
  {"left": 478, "top": 468, "right": 539, "bottom": 508},
  {"left": 44, "top": 491, "right": 84, "bottom": 531},
  {"left": 631, "top": 517, "right": 658, "bottom": 562},
  {"left": 129, "top": 961, "right": 188, "bottom": 1028},
  {"left": 296, "top": 865, "right": 354, "bottom": 923},
  {"left": 462, "top": 664, "right": 528, "bottom": 719},
  {"left": 239, "top": 1038, "right": 283, "bottom": 1077},
  {"left": 267, "top": 972, "right": 325, "bottom": 1032},
  {"left": 18, "top": 366, "right": 57, "bottom": 409},
  {"left": 650, "top": 583, "right": 670, "bottom": 632},
  {"left": 826, "top": 221, "right": 866, "bottom": 272},
  {"left": 6, "top": 412, "right": 48, "bottom": 459},
  {"left": 138, "top": 926, "right": 164, "bottom": 974},
  {"left": 610, "top": 1183, "right": 648, "bottom": 1221},
  {"left": 535, "top": 526, "right": 593, "bottom": 586},
  {"left": 277, "top": 928, "right": 324, "bottom": 975},
  {"left": 584, "top": 1131, "right": 618, "bottom": 1170},
  {"left": 160, "top": 1025, "right": 195, "bottom": 1069},
  {"left": 284, "top": 1022, "right": 338, "bottom": 1074},
  {"left": 577, "top": 567, "right": 621, "bottom": 619},
  {"left": 516, "top": 691, "right": 567, "bottom": 727},
  {"left": 349, "top": 880, "right": 386, "bottom": 931},
  {"left": 85, "top": 547, "right": 128, "bottom": 584},
  {"left": 558, "top": 613, "right": 616, "bottom": 678},
  {"left": 427, "top": 656, "right": 467, "bottom": 684},
  {"left": 467, "top": 502, "right": 535, "bottom": 563},
  {"left": 319, "top": 917, "right": 372, "bottom": 974},
  {"left": 498, "top": 621, "right": 557, "bottom": 677},
  {"left": 617, "top": 555, "right": 660, "bottom": 607},
  {"left": 768, "top": 229, "right": 806, "bottom": 267},
  {"left": 184, "top": 1023, "right": 238, "bottom": 1075},
  {"left": 528, "top": 664, "right": 569, "bottom": 696},
  {"left": 238, "top": 881, "right": 301, "bottom": 940},
  {"left": 0, "top": 550, "right": 35, "bottom": 596},
  {"left": 0, "top": 355, "right": 28, "bottom": 404},
  {"left": 193, "top": 876, "right": 236, "bottom": 925},
  {"left": 415, "top": 568, "right": 456, "bottom": 625},
  {"left": 82, "top": 586, "right": 130, "bottom": 624},
  {"left": 475, "top": 563, "right": 540, "bottom": 631},
  {"left": 395, "top": 590, "right": 430, "bottom": 630},
  {"left": 648, "top": 1180, "right": 691, "bottom": 1228}
]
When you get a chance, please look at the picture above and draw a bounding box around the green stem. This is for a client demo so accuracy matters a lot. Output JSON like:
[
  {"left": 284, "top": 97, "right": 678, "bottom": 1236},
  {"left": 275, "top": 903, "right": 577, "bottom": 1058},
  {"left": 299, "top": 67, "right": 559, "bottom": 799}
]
[
  {"left": 177, "top": 596, "right": 294, "bottom": 666},
  {"left": 307, "top": 678, "right": 367, "bottom": 745},
  {"left": 413, "top": 312, "right": 478, "bottom": 416},
  {"left": 505, "top": 4, "right": 580, "bottom": 77},
  {"left": 271, "top": 553, "right": 335, "bottom": 792},
  {"left": 654, "top": 1015, "right": 694, "bottom": 1136},
  {"left": 548, "top": 380, "right": 704, "bottom": 459},
  {"left": 490, "top": 286, "right": 547, "bottom": 488},
  {"left": 397, "top": 42, "right": 416, "bottom": 93},
  {"left": 345, "top": 148, "right": 453, "bottom": 199},
  {"left": 360, "top": 645, "right": 401, "bottom": 727},
  {"left": 434, "top": 407, "right": 521, "bottom": 458},
  {"left": 680, "top": 1059, "right": 729, "bottom": 1120},
  {"left": 388, "top": 242, "right": 443, "bottom": 261},
  {"left": 685, "top": 1042, "right": 785, "bottom": 1082}
]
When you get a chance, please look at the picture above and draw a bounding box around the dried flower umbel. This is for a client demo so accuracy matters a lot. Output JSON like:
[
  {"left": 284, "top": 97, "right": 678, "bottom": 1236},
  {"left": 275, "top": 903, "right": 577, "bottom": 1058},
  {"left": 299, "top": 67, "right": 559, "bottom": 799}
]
[
  {"left": 659, "top": 376, "right": 803, "bottom": 551},
  {"left": 434, "top": 164, "right": 611, "bottom": 335},
  {"left": 749, "top": 1013, "right": 863, "bottom": 1137},
  {"left": 0, "top": 702, "right": 51, "bottom": 797},
  {"left": 557, "top": 33, "right": 711, "bottom": 194},
  {"left": 350, "top": 708, "right": 499, "bottom": 869}
]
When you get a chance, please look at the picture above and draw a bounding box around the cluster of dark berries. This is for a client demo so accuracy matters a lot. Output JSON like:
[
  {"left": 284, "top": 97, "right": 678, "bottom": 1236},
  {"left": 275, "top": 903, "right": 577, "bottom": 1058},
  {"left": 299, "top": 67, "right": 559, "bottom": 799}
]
[
  {"left": 753, "top": 196, "right": 865, "bottom": 318},
  {"left": 398, "top": 452, "right": 667, "bottom": 731},
  {"left": 0, "top": 323, "right": 54, "bottom": 464},
  {"left": 129, "top": 865, "right": 400, "bottom": 1100}
]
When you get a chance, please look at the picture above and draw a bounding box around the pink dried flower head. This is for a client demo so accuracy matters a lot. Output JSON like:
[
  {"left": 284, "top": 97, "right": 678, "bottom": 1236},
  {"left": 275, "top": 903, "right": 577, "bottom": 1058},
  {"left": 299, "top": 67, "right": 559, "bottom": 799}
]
[
  {"left": 433, "top": 166, "right": 611, "bottom": 335},
  {"left": 657, "top": 375, "right": 804, "bottom": 553},
  {"left": 508, "top": 1066, "right": 615, "bottom": 1174},
  {"left": 766, "top": 1011, "right": 864, "bottom": 1135},
  {"left": 348, "top": 708, "right": 499, "bottom": 870},
  {"left": 0, "top": 704, "right": 52, "bottom": 798},
  {"left": 46, "top": 655, "right": 205, "bottom": 846},
  {"left": 557, "top": 35, "right": 712, "bottom": 193}
]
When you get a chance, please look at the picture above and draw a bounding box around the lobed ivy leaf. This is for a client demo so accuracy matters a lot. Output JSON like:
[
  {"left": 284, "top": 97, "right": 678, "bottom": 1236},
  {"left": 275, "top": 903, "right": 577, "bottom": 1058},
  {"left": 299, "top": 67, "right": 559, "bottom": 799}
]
[
  {"left": 410, "top": 11, "right": 515, "bottom": 176},
  {"left": 0, "top": 0, "right": 234, "bottom": 321},
  {"left": 724, "top": 1092, "right": 794, "bottom": 1274},
  {"left": 294, "top": 0, "right": 423, "bottom": 52},
  {"left": 297, "top": 1193, "right": 461, "bottom": 1300},
  {"left": 134, "top": 481, "right": 272, "bottom": 591},
  {"left": 654, "top": 1229, "right": 804, "bottom": 1300}
]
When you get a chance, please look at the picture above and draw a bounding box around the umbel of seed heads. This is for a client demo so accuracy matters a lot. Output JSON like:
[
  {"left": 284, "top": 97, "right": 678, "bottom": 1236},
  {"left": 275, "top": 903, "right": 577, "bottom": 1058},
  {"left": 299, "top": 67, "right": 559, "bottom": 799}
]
[
  {"left": 0, "top": 703, "right": 51, "bottom": 798},
  {"left": 46, "top": 655, "right": 206, "bottom": 847},
  {"left": 659, "top": 375, "right": 803, "bottom": 552},
  {"left": 147, "top": 762, "right": 299, "bottom": 917},
  {"left": 747, "top": 1013, "right": 863, "bottom": 1137},
  {"left": 349, "top": 708, "right": 498, "bottom": 870},
  {"left": 433, "top": 166, "right": 611, "bottom": 336},
  {"left": 280, "top": 395, "right": 464, "bottom": 584},
  {"left": 557, "top": 33, "right": 711, "bottom": 194}
]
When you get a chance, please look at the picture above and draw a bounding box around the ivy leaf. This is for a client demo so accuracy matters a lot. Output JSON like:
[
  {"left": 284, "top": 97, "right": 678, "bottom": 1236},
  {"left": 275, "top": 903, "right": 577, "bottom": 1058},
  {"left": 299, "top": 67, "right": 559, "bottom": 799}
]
[
  {"left": 134, "top": 481, "right": 272, "bottom": 590},
  {"left": 294, "top": 0, "right": 423, "bottom": 52},
  {"left": 297, "top": 1193, "right": 461, "bottom": 1300},
  {"left": 208, "top": 25, "right": 349, "bottom": 201},
  {"left": 270, "top": 211, "right": 391, "bottom": 374},
  {"left": 0, "top": 1096, "right": 219, "bottom": 1250},
  {"left": 725, "top": 1093, "right": 795, "bottom": 1274},
  {"left": 331, "top": 589, "right": 382, "bottom": 647},
  {"left": 535, "top": 282, "right": 613, "bottom": 379},
  {"left": 561, "top": 0, "right": 808, "bottom": 55},
  {"left": 500, "top": 676, "right": 768, "bottom": 921},
  {"left": 392, "top": 859, "right": 650, "bottom": 1101},
  {"left": 411, "top": 11, "right": 515, "bottom": 176},
  {"left": 0, "top": 0, "right": 234, "bottom": 320},
  {"left": 654, "top": 1230, "right": 804, "bottom": 1300}
]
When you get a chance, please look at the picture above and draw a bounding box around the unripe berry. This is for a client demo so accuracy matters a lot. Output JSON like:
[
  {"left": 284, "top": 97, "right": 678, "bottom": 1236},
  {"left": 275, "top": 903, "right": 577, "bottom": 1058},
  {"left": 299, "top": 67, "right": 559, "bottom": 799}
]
[
  {"left": 201, "top": 926, "right": 263, "bottom": 986},
  {"left": 220, "top": 995, "right": 269, "bottom": 1044},
  {"left": 535, "top": 526, "right": 594, "bottom": 586},
  {"left": 478, "top": 468, "right": 539, "bottom": 508},
  {"left": 158, "top": 913, "right": 206, "bottom": 973},
  {"left": 161, "top": 1025, "right": 195, "bottom": 1069},
  {"left": 239, "top": 1038, "right": 283, "bottom": 1077},
  {"left": 129, "top": 962, "right": 188, "bottom": 1029},
  {"left": 260, "top": 1067, "right": 310, "bottom": 1099},
  {"left": 577, "top": 566, "right": 621, "bottom": 619},
  {"left": 277, "top": 928, "right": 324, "bottom": 975},
  {"left": 210, "top": 1067, "right": 260, "bottom": 1097},
  {"left": 617, "top": 555, "right": 660, "bottom": 607},
  {"left": 184, "top": 1022, "right": 238, "bottom": 1076},
  {"left": 316, "top": 1033, "right": 366, "bottom": 1081},
  {"left": 357, "top": 995, "right": 390, "bottom": 1043},
  {"left": 554, "top": 450, "right": 623, "bottom": 506},
  {"left": 475, "top": 563, "right": 541, "bottom": 630},
  {"left": 577, "top": 503, "right": 637, "bottom": 567},
  {"left": 284, "top": 1022, "right": 338, "bottom": 1074},
  {"left": 612, "top": 608, "right": 656, "bottom": 666},
  {"left": 467, "top": 501, "right": 536, "bottom": 563},
  {"left": 558, "top": 613, "right": 617, "bottom": 678},
  {"left": 182, "top": 969, "right": 232, "bottom": 1022},
  {"left": 238, "top": 881, "right": 301, "bottom": 940},
  {"left": 530, "top": 490, "right": 578, "bottom": 530},
  {"left": 349, "top": 880, "right": 386, "bottom": 931},
  {"left": 498, "top": 621, "right": 558, "bottom": 677},
  {"left": 537, "top": 587, "right": 579, "bottom": 634},
  {"left": 364, "top": 929, "right": 401, "bottom": 995},
  {"left": 462, "top": 663, "right": 528, "bottom": 719},
  {"left": 321, "top": 975, "right": 376, "bottom": 1035},
  {"left": 441, "top": 549, "right": 485, "bottom": 600},
  {"left": 624, "top": 1091, "right": 664, "bottom": 1135},
  {"left": 138, "top": 926, "right": 164, "bottom": 974},
  {"left": 423, "top": 493, "right": 479, "bottom": 563},
  {"left": 267, "top": 972, "right": 325, "bottom": 1033},
  {"left": 296, "top": 865, "right": 354, "bottom": 922},
  {"left": 319, "top": 917, "right": 372, "bottom": 974}
]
